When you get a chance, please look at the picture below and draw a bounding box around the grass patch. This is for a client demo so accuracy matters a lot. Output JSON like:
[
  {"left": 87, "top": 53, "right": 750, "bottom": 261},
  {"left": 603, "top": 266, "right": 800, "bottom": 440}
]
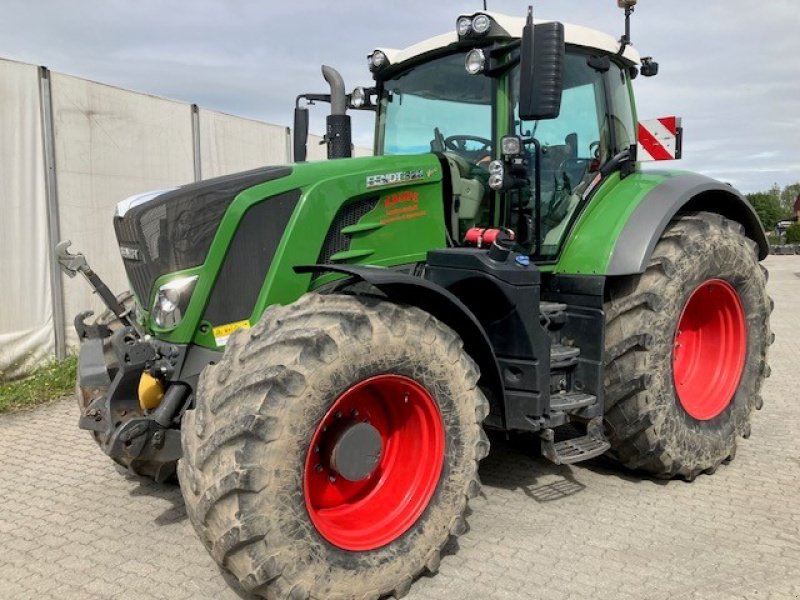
[{"left": 0, "top": 355, "right": 77, "bottom": 413}]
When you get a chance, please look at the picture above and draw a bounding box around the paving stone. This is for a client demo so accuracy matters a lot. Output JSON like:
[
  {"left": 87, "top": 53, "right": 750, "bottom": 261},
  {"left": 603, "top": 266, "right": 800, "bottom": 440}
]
[{"left": 1, "top": 256, "right": 798, "bottom": 599}]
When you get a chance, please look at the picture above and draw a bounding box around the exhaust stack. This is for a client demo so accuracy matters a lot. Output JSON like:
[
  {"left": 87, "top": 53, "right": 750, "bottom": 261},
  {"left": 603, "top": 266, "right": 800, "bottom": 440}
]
[{"left": 322, "top": 65, "right": 352, "bottom": 159}]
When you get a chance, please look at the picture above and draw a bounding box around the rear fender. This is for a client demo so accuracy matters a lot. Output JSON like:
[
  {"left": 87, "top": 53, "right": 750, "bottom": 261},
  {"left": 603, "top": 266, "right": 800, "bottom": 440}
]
[{"left": 607, "top": 173, "right": 768, "bottom": 276}]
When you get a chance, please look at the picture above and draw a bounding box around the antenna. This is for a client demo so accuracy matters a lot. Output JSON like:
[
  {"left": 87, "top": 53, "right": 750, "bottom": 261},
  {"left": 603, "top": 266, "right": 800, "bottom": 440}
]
[
  {"left": 617, "top": 0, "right": 637, "bottom": 51},
  {"left": 483, "top": 1, "right": 487, "bottom": 10}
]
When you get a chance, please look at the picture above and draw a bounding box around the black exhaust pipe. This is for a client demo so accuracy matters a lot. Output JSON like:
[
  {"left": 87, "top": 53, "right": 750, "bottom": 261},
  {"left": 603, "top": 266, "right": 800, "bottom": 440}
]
[{"left": 322, "top": 65, "right": 352, "bottom": 159}]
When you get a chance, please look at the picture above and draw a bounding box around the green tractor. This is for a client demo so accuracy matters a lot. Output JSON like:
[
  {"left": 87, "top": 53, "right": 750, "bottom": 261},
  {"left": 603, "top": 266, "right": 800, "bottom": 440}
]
[{"left": 59, "top": 4, "right": 772, "bottom": 599}]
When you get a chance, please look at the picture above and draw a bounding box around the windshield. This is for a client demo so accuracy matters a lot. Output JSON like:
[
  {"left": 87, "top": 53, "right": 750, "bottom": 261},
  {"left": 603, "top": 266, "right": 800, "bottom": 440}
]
[{"left": 380, "top": 53, "right": 493, "bottom": 161}]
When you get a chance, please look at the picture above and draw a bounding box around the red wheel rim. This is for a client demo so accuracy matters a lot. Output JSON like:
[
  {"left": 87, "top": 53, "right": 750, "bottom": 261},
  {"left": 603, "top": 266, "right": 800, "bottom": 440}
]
[
  {"left": 303, "top": 375, "right": 445, "bottom": 551},
  {"left": 672, "top": 279, "right": 747, "bottom": 420}
]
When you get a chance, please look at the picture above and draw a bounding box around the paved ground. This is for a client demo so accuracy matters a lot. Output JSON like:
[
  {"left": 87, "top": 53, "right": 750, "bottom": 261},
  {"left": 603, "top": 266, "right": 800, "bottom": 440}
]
[{"left": 1, "top": 256, "right": 799, "bottom": 600}]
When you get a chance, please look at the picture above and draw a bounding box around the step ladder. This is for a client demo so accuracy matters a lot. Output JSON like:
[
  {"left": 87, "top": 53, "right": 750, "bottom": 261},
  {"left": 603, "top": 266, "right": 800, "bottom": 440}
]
[{"left": 540, "top": 417, "right": 610, "bottom": 465}]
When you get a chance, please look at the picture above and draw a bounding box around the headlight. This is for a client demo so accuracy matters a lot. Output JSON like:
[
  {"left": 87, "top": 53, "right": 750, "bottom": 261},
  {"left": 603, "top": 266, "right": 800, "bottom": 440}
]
[
  {"left": 465, "top": 49, "right": 486, "bottom": 75},
  {"left": 488, "top": 160, "right": 505, "bottom": 177},
  {"left": 151, "top": 275, "right": 198, "bottom": 329},
  {"left": 488, "top": 160, "right": 506, "bottom": 191}
]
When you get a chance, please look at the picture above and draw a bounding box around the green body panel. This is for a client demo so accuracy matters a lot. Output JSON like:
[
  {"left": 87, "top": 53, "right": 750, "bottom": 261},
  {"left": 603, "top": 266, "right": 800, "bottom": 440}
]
[
  {"left": 148, "top": 154, "right": 445, "bottom": 348},
  {"left": 548, "top": 169, "right": 683, "bottom": 275},
  {"left": 135, "top": 47, "right": 686, "bottom": 346}
]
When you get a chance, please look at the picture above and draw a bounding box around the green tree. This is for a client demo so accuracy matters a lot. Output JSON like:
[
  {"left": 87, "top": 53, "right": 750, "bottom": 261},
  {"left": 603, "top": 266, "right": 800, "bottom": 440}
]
[
  {"left": 785, "top": 223, "right": 800, "bottom": 244},
  {"left": 747, "top": 191, "right": 785, "bottom": 231},
  {"left": 779, "top": 182, "right": 800, "bottom": 215}
]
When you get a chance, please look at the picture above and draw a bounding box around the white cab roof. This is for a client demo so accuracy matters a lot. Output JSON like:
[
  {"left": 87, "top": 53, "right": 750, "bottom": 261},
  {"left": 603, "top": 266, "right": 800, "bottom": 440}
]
[{"left": 377, "top": 11, "right": 640, "bottom": 70}]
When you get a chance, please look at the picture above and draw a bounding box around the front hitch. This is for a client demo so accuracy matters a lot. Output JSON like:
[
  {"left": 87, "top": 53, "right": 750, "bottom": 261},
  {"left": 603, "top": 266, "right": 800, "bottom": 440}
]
[{"left": 56, "top": 240, "right": 135, "bottom": 330}]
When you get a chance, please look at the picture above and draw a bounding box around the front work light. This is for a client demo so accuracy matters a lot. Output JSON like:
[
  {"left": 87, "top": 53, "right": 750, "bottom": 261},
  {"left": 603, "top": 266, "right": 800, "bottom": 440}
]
[
  {"left": 368, "top": 50, "right": 389, "bottom": 72},
  {"left": 457, "top": 16, "right": 472, "bottom": 37},
  {"left": 501, "top": 135, "right": 523, "bottom": 157},
  {"left": 151, "top": 275, "right": 198, "bottom": 329},
  {"left": 457, "top": 13, "right": 495, "bottom": 38},
  {"left": 351, "top": 87, "right": 367, "bottom": 108},
  {"left": 465, "top": 49, "right": 486, "bottom": 75},
  {"left": 471, "top": 14, "right": 492, "bottom": 35}
]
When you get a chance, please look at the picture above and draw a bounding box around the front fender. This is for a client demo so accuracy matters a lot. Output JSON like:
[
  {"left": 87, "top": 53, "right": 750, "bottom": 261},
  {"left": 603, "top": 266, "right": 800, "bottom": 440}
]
[{"left": 294, "top": 264, "right": 504, "bottom": 407}]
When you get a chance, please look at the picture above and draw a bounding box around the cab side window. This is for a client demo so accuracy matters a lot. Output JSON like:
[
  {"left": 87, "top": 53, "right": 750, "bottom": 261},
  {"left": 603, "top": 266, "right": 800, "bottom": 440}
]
[
  {"left": 605, "top": 63, "right": 637, "bottom": 153},
  {"left": 512, "top": 51, "right": 608, "bottom": 255}
]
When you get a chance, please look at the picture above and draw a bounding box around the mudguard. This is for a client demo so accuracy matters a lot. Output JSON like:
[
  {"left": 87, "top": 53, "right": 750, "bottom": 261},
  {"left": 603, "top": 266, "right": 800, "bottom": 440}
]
[
  {"left": 607, "top": 172, "right": 769, "bottom": 276},
  {"left": 294, "top": 264, "right": 504, "bottom": 402},
  {"left": 556, "top": 171, "right": 768, "bottom": 277}
]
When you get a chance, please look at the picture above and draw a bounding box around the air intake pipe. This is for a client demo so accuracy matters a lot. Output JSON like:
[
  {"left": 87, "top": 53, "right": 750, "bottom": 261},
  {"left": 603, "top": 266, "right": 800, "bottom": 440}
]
[{"left": 322, "top": 65, "right": 352, "bottom": 159}]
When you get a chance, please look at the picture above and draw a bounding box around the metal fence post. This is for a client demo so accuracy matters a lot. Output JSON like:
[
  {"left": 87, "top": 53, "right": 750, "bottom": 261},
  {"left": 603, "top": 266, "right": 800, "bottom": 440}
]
[
  {"left": 191, "top": 104, "right": 202, "bottom": 182},
  {"left": 38, "top": 66, "right": 67, "bottom": 361}
]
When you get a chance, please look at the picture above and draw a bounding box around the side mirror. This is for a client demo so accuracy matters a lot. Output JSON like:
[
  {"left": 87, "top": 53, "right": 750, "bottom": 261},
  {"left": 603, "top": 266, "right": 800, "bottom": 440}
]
[
  {"left": 293, "top": 106, "right": 309, "bottom": 163},
  {"left": 518, "top": 14, "right": 565, "bottom": 121}
]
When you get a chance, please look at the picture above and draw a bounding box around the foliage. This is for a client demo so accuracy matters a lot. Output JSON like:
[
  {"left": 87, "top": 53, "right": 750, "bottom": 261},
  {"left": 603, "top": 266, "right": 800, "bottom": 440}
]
[
  {"left": 0, "top": 355, "right": 77, "bottom": 413},
  {"left": 747, "top": 191, "right": 787, "bottom": 231},
  {"left": 785, "top": 223, "right": 800, "bottom": 245},
  {"left": 779, "top": 183, "right": 800, "bottom": 214}
]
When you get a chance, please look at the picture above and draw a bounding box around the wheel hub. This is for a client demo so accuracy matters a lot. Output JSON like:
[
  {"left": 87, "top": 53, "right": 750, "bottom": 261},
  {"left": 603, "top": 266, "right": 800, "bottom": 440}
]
[
  {"left": 303, "top": 374, "right": 445, "bottom": 551},
  {"left": 672, "top": 279, "right": 747, "bottom": 421},
  {"left": 329, "top": 421, "right": 383, "bottom": 482}
]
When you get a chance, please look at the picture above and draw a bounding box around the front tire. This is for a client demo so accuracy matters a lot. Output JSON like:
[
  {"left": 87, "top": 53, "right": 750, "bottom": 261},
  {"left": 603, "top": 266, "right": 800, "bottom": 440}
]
[
  {"left": 603, "top": 212, "right": 771, "bottom": 479},
  {"left": 178, "top": 293, "right": 489, "bottom": 599}
]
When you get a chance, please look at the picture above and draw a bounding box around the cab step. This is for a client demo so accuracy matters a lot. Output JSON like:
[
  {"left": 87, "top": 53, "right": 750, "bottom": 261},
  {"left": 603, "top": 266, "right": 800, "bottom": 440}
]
[
  {"left": 541, "top": 418, "right": 610, "bottom": 465},
  {"left": 549, "top": 391, "right": 597, "bottom": 412},
  {"left": 550, "top": 343, "right": 580, "bottom": 369}
]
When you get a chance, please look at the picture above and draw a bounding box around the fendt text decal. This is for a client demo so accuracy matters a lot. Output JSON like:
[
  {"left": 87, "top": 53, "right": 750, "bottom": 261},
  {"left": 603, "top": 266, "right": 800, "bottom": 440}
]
[{"left": 366, "top": 169, "right": 425, "bottom": 189}]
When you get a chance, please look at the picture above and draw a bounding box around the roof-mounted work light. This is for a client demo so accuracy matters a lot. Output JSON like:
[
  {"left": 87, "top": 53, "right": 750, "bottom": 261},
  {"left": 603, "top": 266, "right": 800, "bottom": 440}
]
[
  {"left": 456, "top": 13, "right": 497, "bottom": 39},
  {"left": 368, "top": 50, "right": 389, "bottom": 72}
]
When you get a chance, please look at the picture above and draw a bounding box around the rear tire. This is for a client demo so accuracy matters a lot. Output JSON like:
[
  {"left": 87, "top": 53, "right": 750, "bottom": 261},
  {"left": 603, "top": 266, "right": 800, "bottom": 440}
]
[
  {"left": 603, "top": 212, "right": 771, "bottom": 479},
  {"left": 178, "top": 293, "right": 489, "bottom": 599}
]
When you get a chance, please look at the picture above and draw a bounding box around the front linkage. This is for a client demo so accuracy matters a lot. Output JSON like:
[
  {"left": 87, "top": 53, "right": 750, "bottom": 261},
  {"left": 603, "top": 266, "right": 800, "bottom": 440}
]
[{"left": 58, "top": 242, "right": 190, "bottom": 482}]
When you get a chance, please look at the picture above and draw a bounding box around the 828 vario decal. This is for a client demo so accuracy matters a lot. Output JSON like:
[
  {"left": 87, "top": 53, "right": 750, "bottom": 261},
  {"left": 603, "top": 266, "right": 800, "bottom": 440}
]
[{"left": 366, "top": 169, "right": 425, "bottom": 189}]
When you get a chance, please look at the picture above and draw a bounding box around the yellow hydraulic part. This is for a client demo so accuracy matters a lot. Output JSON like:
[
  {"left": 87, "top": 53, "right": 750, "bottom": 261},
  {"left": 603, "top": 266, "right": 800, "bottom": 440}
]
[{"left": 138, "top": 372, "right": 165, "bottom": 410}]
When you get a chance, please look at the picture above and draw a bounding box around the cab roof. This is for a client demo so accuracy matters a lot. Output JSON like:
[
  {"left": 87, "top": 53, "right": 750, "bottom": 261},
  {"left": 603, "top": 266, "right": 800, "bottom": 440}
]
[{"left": 375, "top": 11, "right": 641, "bottom": 71}]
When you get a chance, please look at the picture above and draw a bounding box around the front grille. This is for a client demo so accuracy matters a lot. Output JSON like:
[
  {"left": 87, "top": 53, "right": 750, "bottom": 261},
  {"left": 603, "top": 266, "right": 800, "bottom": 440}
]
[{"left": 115, "top": 166, "right": 291, "bottom": 304}]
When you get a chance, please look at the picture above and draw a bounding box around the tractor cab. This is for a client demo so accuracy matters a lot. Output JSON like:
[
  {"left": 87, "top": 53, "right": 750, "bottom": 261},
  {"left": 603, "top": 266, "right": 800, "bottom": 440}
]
[{"left": 297, "top": 9, "right": 644, "bottom": 260}]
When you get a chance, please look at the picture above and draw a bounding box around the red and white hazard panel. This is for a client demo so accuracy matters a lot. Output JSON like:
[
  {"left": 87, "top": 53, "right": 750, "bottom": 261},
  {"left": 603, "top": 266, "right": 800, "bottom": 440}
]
[{"left": 637, "top": 116, "right": 683, "bottom": 161}]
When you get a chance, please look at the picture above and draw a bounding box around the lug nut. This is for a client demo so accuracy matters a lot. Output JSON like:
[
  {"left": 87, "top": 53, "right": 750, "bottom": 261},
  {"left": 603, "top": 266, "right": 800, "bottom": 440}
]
[
  {"left": 351, "top": 409, "right": 359, "bottom": 417},
  {"left": 315, "top": 464, "right": 323, "bottom": 473},
  {"left": 335, "top": 411, "right": 343, "bottom": 419},
  {"left": 328, "top": 475, "right": 336, "bottom": 483}
]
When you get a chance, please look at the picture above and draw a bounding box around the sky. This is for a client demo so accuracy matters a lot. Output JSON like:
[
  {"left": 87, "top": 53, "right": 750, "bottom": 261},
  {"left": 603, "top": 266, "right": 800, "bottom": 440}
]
[{"left": 1, "top": 0, "right": 798, "bottom": 193}]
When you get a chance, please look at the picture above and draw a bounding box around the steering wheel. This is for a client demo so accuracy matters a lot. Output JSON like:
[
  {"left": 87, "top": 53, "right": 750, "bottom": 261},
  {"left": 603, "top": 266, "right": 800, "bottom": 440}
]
[{"left": 444, "top": 135, "right": 493, "bottom": 162}]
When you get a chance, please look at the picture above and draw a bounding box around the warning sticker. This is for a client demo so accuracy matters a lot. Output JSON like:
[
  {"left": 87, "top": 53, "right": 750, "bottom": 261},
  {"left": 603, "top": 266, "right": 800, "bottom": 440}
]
[{"left": 212, "top": 320, "right": 251, "bottom": 347}]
